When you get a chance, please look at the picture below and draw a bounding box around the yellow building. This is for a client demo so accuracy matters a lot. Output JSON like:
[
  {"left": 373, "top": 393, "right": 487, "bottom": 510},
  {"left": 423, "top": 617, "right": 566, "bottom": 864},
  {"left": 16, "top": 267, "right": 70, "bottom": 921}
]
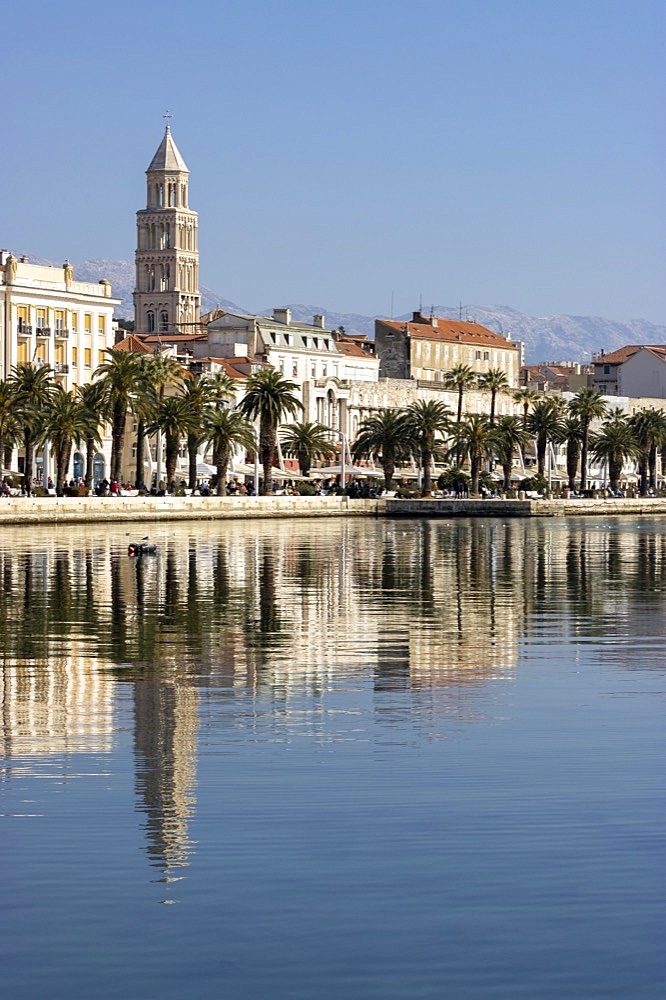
[{"left": 0, "top": 252, "right": 120, "bottom": 388}]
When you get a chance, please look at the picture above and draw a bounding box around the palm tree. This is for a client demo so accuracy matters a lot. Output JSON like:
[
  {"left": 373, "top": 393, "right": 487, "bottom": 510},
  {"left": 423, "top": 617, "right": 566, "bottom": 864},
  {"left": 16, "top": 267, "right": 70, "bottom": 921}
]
[
  {"left": 76, "top": 382, "right": 106, "bottom": 489},
  {"left": 513, "top": 387, "right": 539, "bottom": 429},
  {"left": 568, "top": 388, "right": 607, "bottom": 491},
  {"left": 143, "top": 353, "right": 186, "bottom": 487},
  {"left": 560, "top": 415, "right": 582, "bottom": 492},
  {"left": 181, "top": 374, "right": 212, "bottom": 490},
  {"left": 204, "top": 408, "right": 256, "bottom": 495},
  {"left": 94, "top": 349, "right": 143, "bottom": 483},
  {"left": 238, "top": 369, "right": 302, "bottom": 495},
  {"left": 208, "top": 371, "right": 237, "bottom": 409},
  {"left": 9, "top": 362, "right": 57, "bottom": 488},
  {"left": 280, "top": 421, "right": 337, "bottom": 477},
  {"left": 479, "top": 368, "right": 510, "bottom": 424},
  {"left": 492, "top": 415, "right": 531, "bottom": 491},
  {"left": 41, "top": 389, "right": 99, "bottom": 496},
  {"left": 0, "top": 380, "right": 18, "bottom": 478},
  {"left": 351, "top": 408, "right": 411, "bottom": 492},
  {"left": 442, "top": 364, "right": 477, "bottom": 422},
  {"left": 629, "top": 409, "right": 666, "bottom": 496},
  {"left": 590, "top": 416, "right": 639, "bottom": 491},
  {"left": 527, "top": 398, "right": 564, "bottom": 478},
  {"left": 146, "top": 395, "right": 194, "bottom": 489},
  {"left": 451, "top": 414, "right": 495, "bottom": 496},
  {"left": 403, "top": 400, "right": 452, "bottom": 496}
]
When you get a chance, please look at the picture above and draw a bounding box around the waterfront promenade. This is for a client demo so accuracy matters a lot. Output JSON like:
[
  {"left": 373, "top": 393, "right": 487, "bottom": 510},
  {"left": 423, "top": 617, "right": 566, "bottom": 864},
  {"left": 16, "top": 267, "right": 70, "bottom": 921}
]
[{"left": 2, "top": 494, "right": 666, "bottom": 525}]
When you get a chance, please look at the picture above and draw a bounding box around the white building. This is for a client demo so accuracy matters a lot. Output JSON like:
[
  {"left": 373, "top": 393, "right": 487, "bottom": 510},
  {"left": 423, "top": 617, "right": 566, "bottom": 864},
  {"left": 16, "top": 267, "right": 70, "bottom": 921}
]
[{"left": 202, "top": 308, "right": 380, "bottom": 436}]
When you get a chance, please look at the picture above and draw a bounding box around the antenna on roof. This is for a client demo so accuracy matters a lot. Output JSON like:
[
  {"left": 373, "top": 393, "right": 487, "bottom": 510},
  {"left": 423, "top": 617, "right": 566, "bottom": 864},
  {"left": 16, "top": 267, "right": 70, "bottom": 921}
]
[
  {"left": 419, "top": 293, "right": 423, "bottom": 312},
  {"left": 430, "top": 304, "right": 434, "bottom": 319},
  {"left": 390, "top": 290, "right": 394, "bottom": 319}
]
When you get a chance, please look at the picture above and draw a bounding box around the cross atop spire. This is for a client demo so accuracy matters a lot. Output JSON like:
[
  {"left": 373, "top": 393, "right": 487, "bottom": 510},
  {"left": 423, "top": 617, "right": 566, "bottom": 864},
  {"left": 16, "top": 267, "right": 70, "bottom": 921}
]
[{"left": 163, "top": 109, "right": 172, "bottom": 131}]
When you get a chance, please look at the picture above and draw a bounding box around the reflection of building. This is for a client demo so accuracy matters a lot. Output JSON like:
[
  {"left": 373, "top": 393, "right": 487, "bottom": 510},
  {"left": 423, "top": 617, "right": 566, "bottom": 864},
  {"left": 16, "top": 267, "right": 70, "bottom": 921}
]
[{"left": 133, "top": 678, "right": 199, "bottom": 879}]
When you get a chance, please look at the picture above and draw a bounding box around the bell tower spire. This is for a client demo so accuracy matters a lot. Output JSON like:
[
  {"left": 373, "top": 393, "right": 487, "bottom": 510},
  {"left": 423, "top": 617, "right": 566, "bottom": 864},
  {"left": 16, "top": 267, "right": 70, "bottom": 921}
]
[{"left": 133, "top": 118, "right": 201, "bottom": 336}]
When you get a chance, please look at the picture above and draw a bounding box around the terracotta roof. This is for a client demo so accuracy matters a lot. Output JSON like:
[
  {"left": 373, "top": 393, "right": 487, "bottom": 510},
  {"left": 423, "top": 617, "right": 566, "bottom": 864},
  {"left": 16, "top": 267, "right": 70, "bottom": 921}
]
[
  {"left": 336, "top": 341, "right": 375, "bottom": 359},
  {"left": 113, "top": 334, "right": 153, "bottom": 354},
  {"left": 195, "top": 356, "right": 254, "bottom": 379},
  {"left": 142, "top": 333, "right": 207, "bottom": 344},
  {"left": 592, "top": 345, "right": 660, "bottom": 366},
  {"left": 377, "top": 316, "right": 518, "bottom": 350}
]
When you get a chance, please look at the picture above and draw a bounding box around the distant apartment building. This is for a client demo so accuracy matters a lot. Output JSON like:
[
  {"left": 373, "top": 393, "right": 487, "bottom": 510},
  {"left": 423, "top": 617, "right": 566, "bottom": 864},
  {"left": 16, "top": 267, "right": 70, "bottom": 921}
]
[
  {"left": 593, "top": 345, "right": 666, "bottom": 398},
  {"left": 0, "top": 251, "right": 120, "bottom": 387},
  {"left": 374, "top": 311, "right": 522, "bottom": 389},
  {"left": 520, "top": 361, "right": 591, "bottom": 393}
]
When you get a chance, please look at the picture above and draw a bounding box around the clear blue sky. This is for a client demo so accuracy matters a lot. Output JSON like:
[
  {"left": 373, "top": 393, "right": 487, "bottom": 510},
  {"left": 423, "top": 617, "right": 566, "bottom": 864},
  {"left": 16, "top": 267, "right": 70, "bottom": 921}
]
[{"left": 3, "top": 0, "right": 664, "bottom": 323}]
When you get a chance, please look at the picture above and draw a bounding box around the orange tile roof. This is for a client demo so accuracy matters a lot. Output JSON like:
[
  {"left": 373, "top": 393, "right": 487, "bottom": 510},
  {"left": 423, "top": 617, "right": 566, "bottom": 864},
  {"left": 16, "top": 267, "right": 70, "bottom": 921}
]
[
  {"left": 337, "top": 341, "right": 374, "bottom": 358},
  {"left": 593, "top": 344, "right": 646, "bottom": 365},
  {"left": 377, "top": 316, "right": 518, "bottom": 349},
  {"left": 113, "top": 334, "right": 153, "bottom": 354}
]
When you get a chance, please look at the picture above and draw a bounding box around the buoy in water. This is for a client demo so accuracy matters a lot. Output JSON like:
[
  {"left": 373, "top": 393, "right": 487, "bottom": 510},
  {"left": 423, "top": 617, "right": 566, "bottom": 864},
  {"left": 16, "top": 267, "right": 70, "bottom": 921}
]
[{"left": 128, "top": 542, "right": 157, "bottom": 557}]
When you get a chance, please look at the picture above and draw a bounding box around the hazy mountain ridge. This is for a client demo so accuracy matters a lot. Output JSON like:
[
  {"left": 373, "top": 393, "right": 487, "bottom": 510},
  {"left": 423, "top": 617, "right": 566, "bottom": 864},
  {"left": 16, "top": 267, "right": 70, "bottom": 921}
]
[{"left": 12, "top": 254, "right": 666, "bottom": 364}]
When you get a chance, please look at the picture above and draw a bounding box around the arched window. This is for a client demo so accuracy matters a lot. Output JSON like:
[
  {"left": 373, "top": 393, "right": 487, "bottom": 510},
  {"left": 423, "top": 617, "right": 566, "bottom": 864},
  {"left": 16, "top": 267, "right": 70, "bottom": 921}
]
[
  {"left": 73, "top": 452, "right": 84, "bottom": 480},
  {"left": 160, "top": 311, "right": 169, "bottom": 332},
  {"left": 147, "top": 311, "right": 155, "bottom": 332},
  {"left": 157, "top": 184, "right": 164, "bottom": 207},
  {"left": 148, "top": 265, "right": 156, "bottom": 292}
]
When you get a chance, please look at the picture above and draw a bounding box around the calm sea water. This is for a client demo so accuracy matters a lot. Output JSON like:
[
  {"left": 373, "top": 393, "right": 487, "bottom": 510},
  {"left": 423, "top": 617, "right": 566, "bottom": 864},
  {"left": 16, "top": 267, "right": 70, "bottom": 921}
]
[{"left": 1, "top": 516, "right": 664, "bottom": 999}]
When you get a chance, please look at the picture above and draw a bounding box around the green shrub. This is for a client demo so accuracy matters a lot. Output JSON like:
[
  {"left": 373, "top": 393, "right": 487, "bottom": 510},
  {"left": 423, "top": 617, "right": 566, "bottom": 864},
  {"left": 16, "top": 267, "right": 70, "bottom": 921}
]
[
  {"left": 297, "top": 482, "right": 317, "bottom": 496},
  {"left": 518, "top": 474, "right": 548, "bottom": 493}
]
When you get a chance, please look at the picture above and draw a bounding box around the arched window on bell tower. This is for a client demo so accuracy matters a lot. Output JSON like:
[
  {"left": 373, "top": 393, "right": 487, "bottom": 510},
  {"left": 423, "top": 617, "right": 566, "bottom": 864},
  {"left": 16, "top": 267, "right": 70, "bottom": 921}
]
[
  {"left": 160, "top": 311, "right": 169, "bottom": 332},
  {"left": 147, "top": 310, "right": 155, "bottom": 332}
]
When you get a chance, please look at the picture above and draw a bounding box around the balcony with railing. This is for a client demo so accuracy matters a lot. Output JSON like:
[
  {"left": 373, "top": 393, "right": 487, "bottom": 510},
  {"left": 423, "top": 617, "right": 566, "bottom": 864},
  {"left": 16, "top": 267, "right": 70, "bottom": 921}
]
[
  {"left": 36, "top": 327, "right": 52, "bottom": 338},
  {"left": 54, "top": 363, "right": 70, "bottom": 375},
  {"left": 55, "top": 327, "right": 70, "bottom": 339},
  {"left": 17, "top": 324, "right": 33, "bottom": 336}
]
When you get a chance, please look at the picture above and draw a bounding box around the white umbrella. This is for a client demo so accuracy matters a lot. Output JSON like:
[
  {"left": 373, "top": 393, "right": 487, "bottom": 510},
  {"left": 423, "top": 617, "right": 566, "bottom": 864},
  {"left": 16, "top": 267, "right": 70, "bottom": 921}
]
[{"left": 196, "top": 461, "right": 217, "bottom": 476}]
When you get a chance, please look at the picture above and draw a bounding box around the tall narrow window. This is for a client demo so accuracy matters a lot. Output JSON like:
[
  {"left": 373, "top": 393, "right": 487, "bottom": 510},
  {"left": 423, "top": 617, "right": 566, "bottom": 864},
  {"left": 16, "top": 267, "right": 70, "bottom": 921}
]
[
  {"left": 160, "top": 311, "right": 169, "bottom": 332},
  {"left": 147, "top": 311, "right": 155, "bottom": 332}
]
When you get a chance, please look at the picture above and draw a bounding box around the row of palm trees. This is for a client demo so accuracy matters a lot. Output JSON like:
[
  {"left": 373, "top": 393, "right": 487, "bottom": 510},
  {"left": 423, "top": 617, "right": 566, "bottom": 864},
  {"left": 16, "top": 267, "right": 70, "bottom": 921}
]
[{"left": 3, "top": 354, "right": 666, "bottom": 499}]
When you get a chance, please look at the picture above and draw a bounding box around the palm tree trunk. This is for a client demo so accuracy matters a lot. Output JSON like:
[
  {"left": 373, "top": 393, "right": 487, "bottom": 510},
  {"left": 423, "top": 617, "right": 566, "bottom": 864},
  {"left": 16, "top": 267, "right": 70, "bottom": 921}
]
[
  {"left": 135, "top": 419, "right": 146, "bottom": 489},
  {"left": 260, "top": 420, "right": 274, "bottom": 496},
  {"left": 187, "top": 433, "right": 198, "bottom": 491},
  {"left": 579, "top": 424, "right": 589, "bottom": 491},
  {"left": 648, "top": 446, "right": 657, "bottom": 490},
  {"left": 165, "top": 433, "right": 179, "bottom": 487},
  {"left": 421, "top": 447, "right": 433, "bottom": 497},
  {"left": 111, "top": 403, "right": 126, "bottom": 484},
  {"left": 457, "top": 387, "right": 463, "bottom": 423},
  {"left": 470, "top": 454, "right": 481, "bottom": 496},
  {"left": 502, "top": 454, "right": 512, "bottom": 491},
  {"left": 537, "top": 434, "right": 547, "bottom": 478},
  {"left": 639, "top": 454, "right": 649, "bottom": 497},
  {"left": 216, "top": 448, "right": 231, "bottom": 496},
  {"left": 85, "top": 436, "right": 95, "bottom": 489}
]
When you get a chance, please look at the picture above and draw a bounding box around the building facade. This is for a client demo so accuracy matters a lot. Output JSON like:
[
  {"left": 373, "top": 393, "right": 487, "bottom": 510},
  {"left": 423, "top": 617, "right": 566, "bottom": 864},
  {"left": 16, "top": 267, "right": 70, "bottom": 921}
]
[
  {"left": 0, "top": 251, "right": 119, "bottom": 388},
  {"left": 592, "top": 345, "right": 666, "bottom": 398},
  {"left": 133, "top": 125, "right": 200, "bottom": 336},
  {"left": 375, "top": 311, "right": 522, "bottom": 388}
]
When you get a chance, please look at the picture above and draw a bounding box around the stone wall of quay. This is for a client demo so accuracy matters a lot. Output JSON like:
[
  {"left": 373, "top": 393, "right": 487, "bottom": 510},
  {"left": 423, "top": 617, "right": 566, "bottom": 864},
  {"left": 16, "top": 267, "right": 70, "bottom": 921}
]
[
  {"left": 386, "top": 497, "right": 666, "bottom": 518},
  {"left": 2, "top": 495, "right": 666, "bottom": 527},
  {"left": 0, "top": 495, "right": 385, "bottom": 526}
]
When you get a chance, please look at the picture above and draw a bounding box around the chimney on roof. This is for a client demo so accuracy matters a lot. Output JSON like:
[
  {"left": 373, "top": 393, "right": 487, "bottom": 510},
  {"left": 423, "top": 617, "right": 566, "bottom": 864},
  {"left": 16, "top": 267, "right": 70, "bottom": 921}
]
[
  {"left": 273, "top": 307, "right": 291, "bottom": 325},
  {"left": 412, "top": 310, "right": 426, "bottom": 323},
  {"left": 313, "top": 313, "right": 325, "bottom": 329}
]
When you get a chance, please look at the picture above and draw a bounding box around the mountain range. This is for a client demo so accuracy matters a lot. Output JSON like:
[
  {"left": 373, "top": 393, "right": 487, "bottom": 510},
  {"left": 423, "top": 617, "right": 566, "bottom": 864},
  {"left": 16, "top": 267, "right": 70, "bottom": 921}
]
[{"left": 17, "top": 254, "right": 666, "bottom": 365}]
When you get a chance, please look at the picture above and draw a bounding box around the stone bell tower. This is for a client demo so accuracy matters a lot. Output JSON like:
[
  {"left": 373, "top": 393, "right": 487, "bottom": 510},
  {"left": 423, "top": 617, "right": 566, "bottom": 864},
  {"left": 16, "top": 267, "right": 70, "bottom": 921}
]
[{"left": 133, "top": 119, "right": 201, "bottom": 335}]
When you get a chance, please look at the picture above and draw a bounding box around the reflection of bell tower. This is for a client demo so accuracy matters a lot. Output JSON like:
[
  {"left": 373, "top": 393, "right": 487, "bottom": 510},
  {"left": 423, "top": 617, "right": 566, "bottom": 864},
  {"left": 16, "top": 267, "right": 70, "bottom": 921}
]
[
  {"left": 134, "top": 678, "right": 199, "bottom": 880},
  {"left": 133, "top": 118, "right": 201, "bottom": 336}
]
